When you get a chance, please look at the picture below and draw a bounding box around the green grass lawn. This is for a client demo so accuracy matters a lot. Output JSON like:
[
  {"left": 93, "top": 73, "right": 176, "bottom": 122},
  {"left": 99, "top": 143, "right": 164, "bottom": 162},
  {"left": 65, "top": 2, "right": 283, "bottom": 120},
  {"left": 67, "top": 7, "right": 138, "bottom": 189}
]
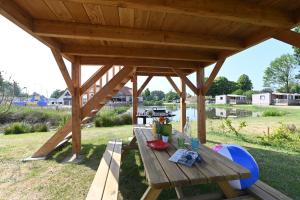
[{"left": 0, "top": 123, "right": 299, "bottom": 200}]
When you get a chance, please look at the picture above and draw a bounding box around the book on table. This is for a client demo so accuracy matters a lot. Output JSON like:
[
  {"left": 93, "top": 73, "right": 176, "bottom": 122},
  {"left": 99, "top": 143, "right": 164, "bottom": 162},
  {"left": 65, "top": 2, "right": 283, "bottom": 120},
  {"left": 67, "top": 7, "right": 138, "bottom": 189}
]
[{"left": 169, "top": 149, "right": 200, "bottom": 167}]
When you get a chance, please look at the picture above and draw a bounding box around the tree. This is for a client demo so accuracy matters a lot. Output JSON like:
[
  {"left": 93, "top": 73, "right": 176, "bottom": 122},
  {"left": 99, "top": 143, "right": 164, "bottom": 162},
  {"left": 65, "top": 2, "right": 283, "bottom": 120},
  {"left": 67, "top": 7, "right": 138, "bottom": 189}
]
[
  {"left": 0, "top": 71, "right": 17, "bottom": 113},
  {"left": 293, "top": 27, "right": 300, "bottom": 65},
  {"left": 232, "top": 89, "right": 244, "bottom": 95},
  {"left": 237, "top": 74, "right": 253, "bottom": 91},
  {"left": 142, "top": 88, "right": 151, "bottom": 100},
  {"left": 50, "top": 89, "right": 65, "bottom": 98},
  {"left": 207, "top": 76, "right": 237, "bottom": 96},
  {"left": 165, "top": 91, "right": 179, "bottom": 102},
  {"left": 263, "top": 54, "right": 298, "bottom": 93},
  {"left": 243, "top": 90, "right": 258, "bottom": 100},
  {"left": 150, "top": 90, "right": 165, "bottom": 101}
]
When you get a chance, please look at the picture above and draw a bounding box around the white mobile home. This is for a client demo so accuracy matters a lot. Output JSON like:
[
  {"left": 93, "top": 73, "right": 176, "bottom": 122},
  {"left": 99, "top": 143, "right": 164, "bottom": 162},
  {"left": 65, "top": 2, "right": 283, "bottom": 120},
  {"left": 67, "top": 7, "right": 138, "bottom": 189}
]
[
  {"left": 252, "top": 93, "right": 272, "bottom": 105},
  {"left": 252, "top": 93, "right": 300, "bottom": 106},
  {"left": 215, "top": 94, "right": 247, "bottom": 105}
]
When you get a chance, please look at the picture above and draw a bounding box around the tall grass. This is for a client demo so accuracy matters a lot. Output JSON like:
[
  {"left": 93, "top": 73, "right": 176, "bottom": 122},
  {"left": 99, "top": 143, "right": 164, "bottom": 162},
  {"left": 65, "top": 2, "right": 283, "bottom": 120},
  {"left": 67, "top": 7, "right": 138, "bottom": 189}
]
[
  {"left": 262, "top": 109, "right": 286, "bottom": 117},
  {"left": 0, "top": 105, "right": 70, "bottom": 126},
  {"left": 94, "top": 106, "right": 131, "bottom": 127},
  {"left": 4, "top": 122, "right": 49, "bottom": 134}
]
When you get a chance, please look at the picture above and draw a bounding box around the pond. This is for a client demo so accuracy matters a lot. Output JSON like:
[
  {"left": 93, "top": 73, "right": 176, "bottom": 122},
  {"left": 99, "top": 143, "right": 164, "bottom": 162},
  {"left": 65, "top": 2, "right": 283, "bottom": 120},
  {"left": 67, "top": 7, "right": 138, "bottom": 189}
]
[{"left": 137, "top": 105, "right": 261, "bottom": 124}]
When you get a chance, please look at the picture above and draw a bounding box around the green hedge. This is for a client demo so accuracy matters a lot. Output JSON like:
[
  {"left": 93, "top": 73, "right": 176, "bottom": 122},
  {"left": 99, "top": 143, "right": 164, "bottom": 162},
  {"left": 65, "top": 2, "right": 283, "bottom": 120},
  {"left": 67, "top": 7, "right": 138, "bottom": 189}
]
[
  {"left": 262, "top": 109, "right": 286, "bottom": 117},
  {"left": 4, "top": 122, "right": 49, "bottom": 134},
  {"left": 94, "top": 107, "right": 132, "bottom": 127}
]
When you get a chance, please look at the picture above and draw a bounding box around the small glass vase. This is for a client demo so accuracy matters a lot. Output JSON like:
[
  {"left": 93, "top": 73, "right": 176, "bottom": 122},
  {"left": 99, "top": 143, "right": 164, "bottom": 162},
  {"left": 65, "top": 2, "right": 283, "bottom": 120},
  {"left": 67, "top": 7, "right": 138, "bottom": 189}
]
[{"left": 162, "top": 135, "right": 169, "bottom": 143}]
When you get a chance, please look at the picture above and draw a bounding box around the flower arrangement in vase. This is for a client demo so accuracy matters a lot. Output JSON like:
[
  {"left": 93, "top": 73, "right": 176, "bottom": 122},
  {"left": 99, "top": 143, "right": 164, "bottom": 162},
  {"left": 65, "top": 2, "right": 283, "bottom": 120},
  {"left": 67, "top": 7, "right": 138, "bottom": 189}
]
[{"left": 153, "top": 116, "right": 172, "bottom": 143}]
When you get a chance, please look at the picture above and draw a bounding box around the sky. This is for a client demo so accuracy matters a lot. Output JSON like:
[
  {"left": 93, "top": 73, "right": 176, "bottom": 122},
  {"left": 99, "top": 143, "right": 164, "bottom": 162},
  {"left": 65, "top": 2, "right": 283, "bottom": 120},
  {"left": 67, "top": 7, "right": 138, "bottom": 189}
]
[{"left": 0, "top": 15, "right": 295, "bottom": 97}]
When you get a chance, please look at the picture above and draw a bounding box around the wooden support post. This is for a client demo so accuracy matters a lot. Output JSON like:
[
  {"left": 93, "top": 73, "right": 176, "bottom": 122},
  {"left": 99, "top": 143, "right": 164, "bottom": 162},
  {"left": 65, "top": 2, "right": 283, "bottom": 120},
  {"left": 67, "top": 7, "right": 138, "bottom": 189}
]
[
  {"left": 106, "top": 71, "right": 109, "bottom": 84},
  {"left": 197, "top": 68, "right": 206, "bottom": 143},
  {"left": 112, "top": 66, "right": 116, "bottom": 76},
  {"left": 72, "top": 57, "right": 81, "bottom": 155},
  {"left": 180, "top": 78, "right": 186, "bottom": 133},
  {"left": 93, "top": 83, "right": 96, "bottom": 94},
  {"left": 99, "top": 77, "right": 102, "bottom": 89},
  {"left": 137, "top": 76, "right": 153, "bottom": 96},
  {"left": 132, "top": 74, "right": 138, "bottom": 125},
  {"left": 86, "top": 89, "right": 90, "bottom": 101}
]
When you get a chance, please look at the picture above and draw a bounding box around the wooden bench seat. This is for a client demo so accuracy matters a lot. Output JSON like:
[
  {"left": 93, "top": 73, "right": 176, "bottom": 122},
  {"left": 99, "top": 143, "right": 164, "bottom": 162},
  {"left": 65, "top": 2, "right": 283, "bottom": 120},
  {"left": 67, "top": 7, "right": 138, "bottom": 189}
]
[
  {"left": 246, "top": 180, "right": 292, "bottom": 200},
  {"left": 86, "top": 140, "right": 122, "bottom": 200}
]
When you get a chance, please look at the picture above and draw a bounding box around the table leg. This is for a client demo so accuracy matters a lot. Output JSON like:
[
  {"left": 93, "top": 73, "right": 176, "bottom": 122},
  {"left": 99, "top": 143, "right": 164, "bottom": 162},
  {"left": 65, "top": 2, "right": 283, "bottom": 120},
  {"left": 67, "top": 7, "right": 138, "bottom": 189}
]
[
  {"left": 122, "top": 136, "right": 137, "bottom": 158},
  {"left": 141, "top": 186, "right": 162, "bottom": 200},
  {"left": 217, "top": 181, "right": 238, "bottom": 198},
  {"left": 175, "top": 187, "right": 184, "bottom": 199}
]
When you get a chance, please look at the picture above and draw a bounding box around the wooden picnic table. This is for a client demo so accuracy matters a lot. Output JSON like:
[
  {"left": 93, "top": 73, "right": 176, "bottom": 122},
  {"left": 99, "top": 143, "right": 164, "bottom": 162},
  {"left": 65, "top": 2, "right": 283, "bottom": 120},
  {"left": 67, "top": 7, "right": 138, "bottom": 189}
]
[{"left": 133, "top": 125, "right": 251, "bottom": 200}]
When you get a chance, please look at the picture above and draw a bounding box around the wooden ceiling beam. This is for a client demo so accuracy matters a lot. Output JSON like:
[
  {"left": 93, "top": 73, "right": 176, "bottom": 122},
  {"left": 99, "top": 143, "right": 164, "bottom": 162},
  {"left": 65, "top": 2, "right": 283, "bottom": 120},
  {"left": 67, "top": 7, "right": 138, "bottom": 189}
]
[
  {"left": 137, "top": 76, "right": 153, "bottom": 96},
  {"left": 273, "top": 30, "right": 300, "bottom": 49},
  {"left": 136, "top": 72, "right": 180, "bottom": 77},
  {"left": 172, "top": 68, "right": 199, "bottom": 95},
  {"left": 80, "top": 57, "right": 203, "bottom": 68},
  {"left": 62, "top": 45, "right": 217, "bottom": 62},
  {"left": 136, "top": 67, "right": 192, "bottom": 74},
  {"left": 33, "top": 20, "right": 244, "bottom": 50},
  {"left": 51, "top": 49, "right": 74, "bottom": 95},
  {"left": 60, "top": 0, "right": 295, "bottom": 28},
  {"left": 166, "top": 76, "right": 182, "bottom": 97},
  {"left": 203, "top": 59, "right": 226, "bottom": 95}
]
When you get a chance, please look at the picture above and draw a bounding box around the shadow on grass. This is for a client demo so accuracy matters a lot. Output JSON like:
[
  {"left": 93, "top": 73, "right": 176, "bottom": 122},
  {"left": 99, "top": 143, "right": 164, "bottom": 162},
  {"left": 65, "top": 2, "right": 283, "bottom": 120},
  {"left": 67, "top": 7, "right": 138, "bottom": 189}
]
[
  {"left": 49, "top": 143, "right": 107, "bottom": 170},
  {"left": 119, "top": 150, "right": 148, "bottom": 200},
  {"left": 48, "top": 139, "right": 299, "bottom": 199},
  {"left": 207, "top": 139, "right": 300, "bottom": 199},
  {"left": 245, "top": 146, "right": 300, "bottom": 200}
]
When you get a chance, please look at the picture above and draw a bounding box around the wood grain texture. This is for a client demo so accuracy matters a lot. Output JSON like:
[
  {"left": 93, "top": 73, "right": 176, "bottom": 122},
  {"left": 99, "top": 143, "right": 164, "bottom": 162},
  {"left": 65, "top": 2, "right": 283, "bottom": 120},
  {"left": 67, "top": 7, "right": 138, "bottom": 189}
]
[
  {"left": 71, "top": 57, "right": 81, "bottom": 155},
  {"left": 137, "top": 76, "right": 152, "bottom": 96},
  {"left": 86, "top": 140, "right": 122, "bottom": 200},
  {"left": 33, "top": 19, "right": 244, "bottom": 50},
  {"left": 197, "top": 68, "right": 206, "bottom": 143},
  {"left": 59, "top": 0, "right": 294, "bottom": 28}
]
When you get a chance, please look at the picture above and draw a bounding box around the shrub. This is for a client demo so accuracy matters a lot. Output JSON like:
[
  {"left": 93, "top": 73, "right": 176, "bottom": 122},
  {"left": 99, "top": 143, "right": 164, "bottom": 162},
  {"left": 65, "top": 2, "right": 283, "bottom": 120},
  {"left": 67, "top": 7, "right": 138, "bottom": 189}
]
[
  {"left": 258, "top": 122, "right": 300, "bottom": 151},
  {"left": 113, "top": 106, "right": 129, "bottom": 114},
  {"left": 4, "top": 122, "right": 32, "bottom": 134},
  {"left": 32, "top": 123, "right": 49, "bottom": 132},
  {"left": 262, "top": 109, "right": 285, "bottom": 117},
  {"left": 94, "top": 110, "right": 132, "bottom": 127}
]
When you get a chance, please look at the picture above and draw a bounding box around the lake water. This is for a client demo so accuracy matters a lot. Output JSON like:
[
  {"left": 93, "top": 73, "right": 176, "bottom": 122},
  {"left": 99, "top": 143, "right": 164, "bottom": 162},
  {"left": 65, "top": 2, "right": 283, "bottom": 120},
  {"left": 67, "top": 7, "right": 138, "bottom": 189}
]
[{"left": 137, "top": 105, "right": 261, "bottom": 124}]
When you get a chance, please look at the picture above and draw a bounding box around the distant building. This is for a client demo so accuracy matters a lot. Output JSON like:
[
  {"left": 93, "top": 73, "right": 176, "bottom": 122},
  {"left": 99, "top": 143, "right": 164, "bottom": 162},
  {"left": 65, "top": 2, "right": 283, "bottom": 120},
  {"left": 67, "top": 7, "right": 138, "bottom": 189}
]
[
  {"left": 47, "top": 98, "right": 59, "bottom": 106},
  {"left": 56, "top": 86, "right": 143, "bottom": 106},
  {"left": 57, "top": 90, "right": 72, "bottom": 106},
  {"left": 215, "top": 94, "right": 247, "bottom": 105},
  {"left": 27, "top": 92, "right": 47, "bottom": 107},
  {"left": 252, "top": 93, "right": 300, "bottom": 106},
  {"left": 252, "top": 93, "right": 272, "bottom": 105},
  {"left": 112, "top": 86, "right": 143, "bottom": 103}
]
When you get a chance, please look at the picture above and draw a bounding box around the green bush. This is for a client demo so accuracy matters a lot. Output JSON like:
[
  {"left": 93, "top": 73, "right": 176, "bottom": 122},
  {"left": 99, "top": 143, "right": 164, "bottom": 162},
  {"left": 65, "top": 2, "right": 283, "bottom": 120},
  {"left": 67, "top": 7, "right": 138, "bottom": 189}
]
[
  {"left": 32, "top": 123, "right": 49, "bottom": 132},
  {"left": 94, "top": 107, "right": 132, "bottom": 127},
  {"left": 262, "top": 109, "right": 285, "bottom": 117},
  {"left": 4, "top": 122, "right": 32, "bottom": 134},
  {"left": 113, "top": 106, "right": 129, "bottom": 114},
  {"left": 258, "top": 122, "right": 300, "bottom": 151}
]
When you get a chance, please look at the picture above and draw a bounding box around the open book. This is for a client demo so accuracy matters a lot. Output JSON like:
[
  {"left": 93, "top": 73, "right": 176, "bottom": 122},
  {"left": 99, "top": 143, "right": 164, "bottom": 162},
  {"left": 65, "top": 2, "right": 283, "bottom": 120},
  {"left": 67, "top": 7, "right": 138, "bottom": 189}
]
[{"left": 169, "top": 149, "right": 201, "bottom": 167}]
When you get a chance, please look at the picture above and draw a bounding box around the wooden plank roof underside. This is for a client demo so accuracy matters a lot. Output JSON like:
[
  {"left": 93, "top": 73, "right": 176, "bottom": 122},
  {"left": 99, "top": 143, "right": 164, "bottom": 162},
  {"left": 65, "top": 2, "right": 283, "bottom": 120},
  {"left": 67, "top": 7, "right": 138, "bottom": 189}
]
[{"left": 1, "top": 0, "right": 300, "bottom": 77}]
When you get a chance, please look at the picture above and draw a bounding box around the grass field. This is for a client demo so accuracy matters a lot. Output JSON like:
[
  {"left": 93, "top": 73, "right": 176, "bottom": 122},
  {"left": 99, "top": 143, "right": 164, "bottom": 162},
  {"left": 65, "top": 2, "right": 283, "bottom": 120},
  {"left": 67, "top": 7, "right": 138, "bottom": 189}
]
[{"left": 1, "top": 120, "right": 299, "bottom": 199}]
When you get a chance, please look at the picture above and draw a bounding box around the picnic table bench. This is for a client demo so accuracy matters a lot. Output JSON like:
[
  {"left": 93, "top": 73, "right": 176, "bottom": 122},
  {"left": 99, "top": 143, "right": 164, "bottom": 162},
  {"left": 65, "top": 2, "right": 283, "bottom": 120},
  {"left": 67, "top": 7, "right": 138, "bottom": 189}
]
[
  {"left": 84, "top": 126, "right": 292, "bottom": 200},
  {"left": 133, "top": 125, "right": 292, "bottom": 200},
  {"left": 86, "top": 140, "right": 122, "bottom": 200}
]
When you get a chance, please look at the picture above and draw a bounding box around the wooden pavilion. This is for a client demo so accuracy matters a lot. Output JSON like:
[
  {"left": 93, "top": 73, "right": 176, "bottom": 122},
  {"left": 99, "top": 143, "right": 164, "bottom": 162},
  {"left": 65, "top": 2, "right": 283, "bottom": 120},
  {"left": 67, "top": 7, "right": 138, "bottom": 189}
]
[{"left": 1, "top": 0, "right": 300, "bottom": 159}]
